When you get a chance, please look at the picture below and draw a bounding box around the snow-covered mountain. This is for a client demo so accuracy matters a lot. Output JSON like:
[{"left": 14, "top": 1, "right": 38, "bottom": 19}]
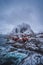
[{"left": 10, "top": 23, "right": 34, "bottom": 36}]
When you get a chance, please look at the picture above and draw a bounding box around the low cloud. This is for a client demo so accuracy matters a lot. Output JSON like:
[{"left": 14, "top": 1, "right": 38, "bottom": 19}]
[{"left": 0, "top": 0, "right": 43, "bottom": 34}]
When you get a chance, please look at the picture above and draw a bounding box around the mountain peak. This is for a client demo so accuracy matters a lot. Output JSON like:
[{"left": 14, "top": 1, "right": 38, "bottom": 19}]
[{"left": 10, "top": 23, "right": 34, "bottom": 35}]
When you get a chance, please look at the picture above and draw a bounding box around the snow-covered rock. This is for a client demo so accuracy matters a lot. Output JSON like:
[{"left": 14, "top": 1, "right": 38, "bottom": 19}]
[
  {"left": 10, "top": 23, "right": 34, "bottom": 36},
  {"left": 20, "top": 53, "right": 43, "bottom": 65}
]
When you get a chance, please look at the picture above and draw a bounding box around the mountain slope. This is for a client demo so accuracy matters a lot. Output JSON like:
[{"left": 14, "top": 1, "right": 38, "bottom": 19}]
[{"left": 10, "top": 23, "right": 34, "bottom": 35}]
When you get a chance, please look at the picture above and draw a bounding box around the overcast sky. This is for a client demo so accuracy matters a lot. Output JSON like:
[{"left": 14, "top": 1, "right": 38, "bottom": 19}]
[{"left": 0, "top": 0, "right": 43, "bottom": 34}]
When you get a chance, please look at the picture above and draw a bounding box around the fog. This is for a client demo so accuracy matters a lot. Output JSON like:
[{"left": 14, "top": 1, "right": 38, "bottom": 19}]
[{"left": 0, "top": 0, "right": 43, "bottom": 34}]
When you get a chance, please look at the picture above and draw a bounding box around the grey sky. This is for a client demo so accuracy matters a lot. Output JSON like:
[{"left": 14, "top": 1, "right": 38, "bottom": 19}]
[{"left": 0, "top": 0, "right": 43, "bottom": 34}]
